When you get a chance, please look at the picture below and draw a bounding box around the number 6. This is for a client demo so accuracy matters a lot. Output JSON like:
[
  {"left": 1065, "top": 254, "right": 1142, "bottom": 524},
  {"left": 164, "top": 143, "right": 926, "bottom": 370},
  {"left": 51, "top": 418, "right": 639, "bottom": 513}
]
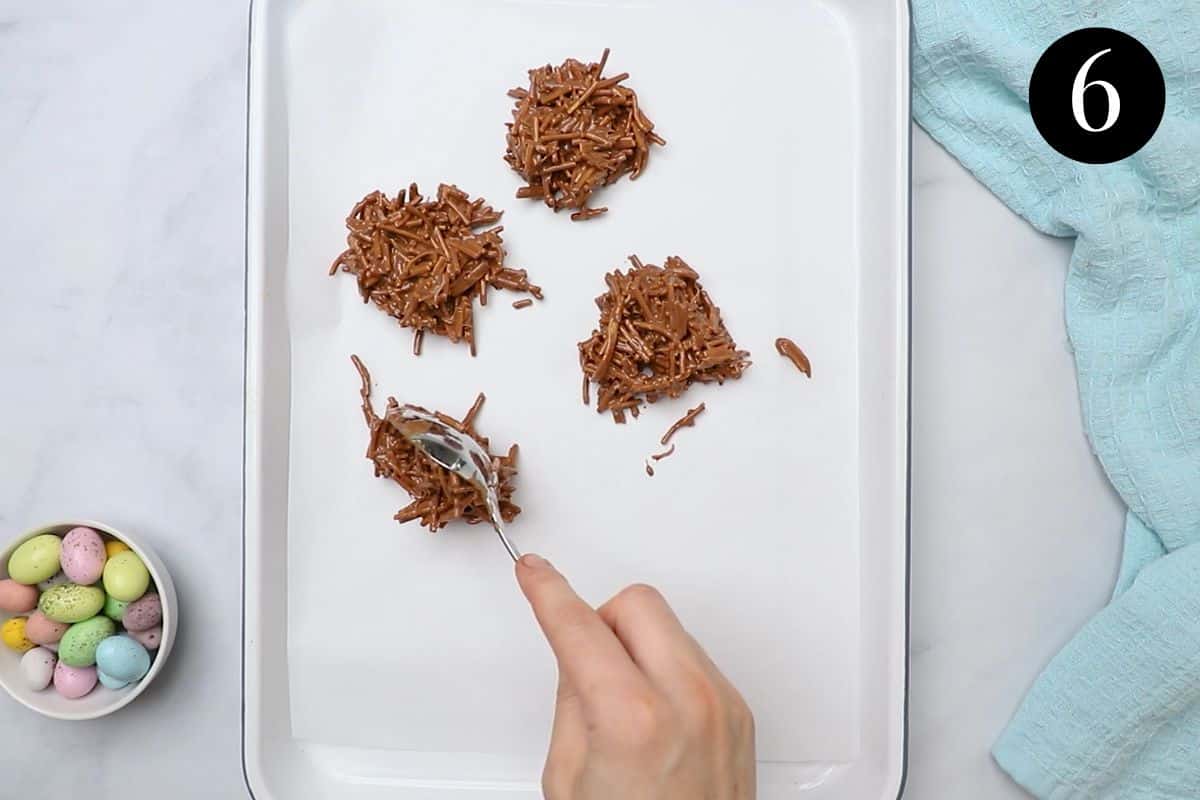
[{"left": 1072, "top": 48, "right": 1120, "bottom": 132}]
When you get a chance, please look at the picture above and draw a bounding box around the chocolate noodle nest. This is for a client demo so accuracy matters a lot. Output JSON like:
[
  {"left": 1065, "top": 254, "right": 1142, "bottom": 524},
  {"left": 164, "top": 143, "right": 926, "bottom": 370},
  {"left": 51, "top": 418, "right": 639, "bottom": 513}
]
[
  {"left": 330, "top": 184, "right": 542, "bottom": 356},
  {"left": 505, "top": 48, "right": 665, "bottom": 221},
  {"left": 578, "top": 256, "right": 751, "bottom": 423},
  {"left": 352, "top": 356, "right": 521, "bottom": 531}
]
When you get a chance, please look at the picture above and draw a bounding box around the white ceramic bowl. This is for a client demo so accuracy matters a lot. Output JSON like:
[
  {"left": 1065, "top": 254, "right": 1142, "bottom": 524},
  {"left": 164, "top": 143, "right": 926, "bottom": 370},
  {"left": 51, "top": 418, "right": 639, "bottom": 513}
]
[{"left": 0, "top": 521, "right": 177, "bottom": 720}]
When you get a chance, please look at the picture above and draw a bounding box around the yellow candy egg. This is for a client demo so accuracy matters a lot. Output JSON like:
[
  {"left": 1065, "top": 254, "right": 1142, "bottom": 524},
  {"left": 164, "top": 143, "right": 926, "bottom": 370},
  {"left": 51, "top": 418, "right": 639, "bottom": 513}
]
[
  {"left": 7, "top": 535, "right": 63, "bottom": 585},
  {"left": 102, "top": 551, "right": 150, "bottom": 603},
  {"left": 2, "top": 616, "right": 36, "bottom": 653},
  {"left": 104, "top": 540, "right": 130, "bottom": 559}
]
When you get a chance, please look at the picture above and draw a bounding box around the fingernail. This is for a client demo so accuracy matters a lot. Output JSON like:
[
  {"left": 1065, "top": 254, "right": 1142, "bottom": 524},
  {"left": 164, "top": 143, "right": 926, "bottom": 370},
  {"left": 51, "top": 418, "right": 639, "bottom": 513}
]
[{"left": 520, "top": 553, "right": 551, "bottom": 570}]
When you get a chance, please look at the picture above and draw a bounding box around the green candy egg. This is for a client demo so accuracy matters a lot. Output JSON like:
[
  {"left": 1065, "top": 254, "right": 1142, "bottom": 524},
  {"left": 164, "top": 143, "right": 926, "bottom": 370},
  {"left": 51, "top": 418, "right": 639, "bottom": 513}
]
[
  {"left": 58, "top": 616, "right": 116, "bottom": 667},
  {"left": 103, "top": 595, "right": 129, "bottom": 622},
  {"left": 102, "top": 551, "right": 149, "bottom": 603},
  {"left": 38, "top": 584, "right": 106, "bottom": 624},
  {"left": 7, "top": 535, "right": 63, "bottom": 585}
]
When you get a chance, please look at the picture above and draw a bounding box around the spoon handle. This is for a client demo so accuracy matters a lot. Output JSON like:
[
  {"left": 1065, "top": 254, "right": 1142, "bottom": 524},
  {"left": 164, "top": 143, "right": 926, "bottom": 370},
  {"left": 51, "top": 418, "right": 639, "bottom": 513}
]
[
  {"left": 495, "top": 524, "right": 521, "bottom": 562},
  {"left": 485, "top": 490, "right": 521, "bottom": 562}
]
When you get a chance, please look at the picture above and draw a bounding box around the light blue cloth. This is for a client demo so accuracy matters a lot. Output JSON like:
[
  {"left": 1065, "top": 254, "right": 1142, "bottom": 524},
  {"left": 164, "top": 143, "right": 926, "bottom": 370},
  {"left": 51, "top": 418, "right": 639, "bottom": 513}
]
[{"left": 911, "top": 2, "right": 1200, "bottom": 798}]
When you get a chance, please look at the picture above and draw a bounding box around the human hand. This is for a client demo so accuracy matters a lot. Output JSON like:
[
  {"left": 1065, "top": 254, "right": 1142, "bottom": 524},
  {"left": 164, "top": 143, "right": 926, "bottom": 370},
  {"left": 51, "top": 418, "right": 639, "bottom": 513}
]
[{"left": 515, "top": 553, "right": 756, "bottom": 800}]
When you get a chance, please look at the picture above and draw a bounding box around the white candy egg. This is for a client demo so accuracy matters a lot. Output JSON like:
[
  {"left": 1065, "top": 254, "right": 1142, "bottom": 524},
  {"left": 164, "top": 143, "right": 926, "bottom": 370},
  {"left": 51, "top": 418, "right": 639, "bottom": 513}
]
[{"left": 20, "top": 647, "right": 57, "bottom": 691}]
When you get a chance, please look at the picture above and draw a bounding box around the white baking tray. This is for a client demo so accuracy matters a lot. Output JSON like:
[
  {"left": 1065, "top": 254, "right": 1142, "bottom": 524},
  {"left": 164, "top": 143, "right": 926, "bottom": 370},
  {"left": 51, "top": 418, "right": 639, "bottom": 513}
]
[{"left": 244, "top": 0, "right": 909, "bottom": 797}]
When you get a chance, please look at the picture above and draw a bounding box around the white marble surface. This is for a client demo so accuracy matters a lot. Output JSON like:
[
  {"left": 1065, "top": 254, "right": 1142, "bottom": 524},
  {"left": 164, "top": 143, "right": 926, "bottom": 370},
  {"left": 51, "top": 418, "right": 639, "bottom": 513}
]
[{"left": 0, "top": 2, "right": 1124, "bottom": 798}]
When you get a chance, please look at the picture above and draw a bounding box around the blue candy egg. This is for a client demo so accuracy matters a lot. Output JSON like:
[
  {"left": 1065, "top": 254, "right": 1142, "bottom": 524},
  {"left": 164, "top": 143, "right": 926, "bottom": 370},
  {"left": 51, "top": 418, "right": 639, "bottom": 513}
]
[
  {"left": 95, "top": 635, "right": 150, "bottom": 683},
  {"left": 98, "top": 670, "right": 130, "bottom": 690}
]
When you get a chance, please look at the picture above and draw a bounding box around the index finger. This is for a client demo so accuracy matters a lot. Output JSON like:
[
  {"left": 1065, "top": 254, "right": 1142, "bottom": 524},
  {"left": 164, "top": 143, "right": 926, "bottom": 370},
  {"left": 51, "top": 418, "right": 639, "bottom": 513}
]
[{"left": 515, "top": 554, "right": 644, "bottom": 695}]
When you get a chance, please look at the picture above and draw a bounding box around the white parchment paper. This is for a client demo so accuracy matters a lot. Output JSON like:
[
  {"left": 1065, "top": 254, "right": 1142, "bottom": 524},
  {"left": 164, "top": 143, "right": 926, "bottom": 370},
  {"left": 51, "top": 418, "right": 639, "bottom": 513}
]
[{"left": 284, "top": 0, "right": 862, "bottom": 763}]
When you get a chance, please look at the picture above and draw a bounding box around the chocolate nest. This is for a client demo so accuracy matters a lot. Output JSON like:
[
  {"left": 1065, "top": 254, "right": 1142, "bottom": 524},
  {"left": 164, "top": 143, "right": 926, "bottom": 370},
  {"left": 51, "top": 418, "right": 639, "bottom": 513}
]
[
  {"left": 330, "top": 184, "right": 542, "bottom": 355},
  {"left": 578, "top": 256, "right": 751, "bottom": 422},
  {"left": 352, "top": 356, "right": 520, "bottom": 531},
  {"left": 505, "top": 48, "right": 665, "bottom": 221}
]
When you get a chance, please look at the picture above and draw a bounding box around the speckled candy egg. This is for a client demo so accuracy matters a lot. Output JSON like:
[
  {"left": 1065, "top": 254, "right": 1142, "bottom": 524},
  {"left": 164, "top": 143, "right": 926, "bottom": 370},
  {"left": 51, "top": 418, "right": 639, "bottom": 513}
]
[
  {"left": 20, "top": 647, "right": 56, "bottom": 691},
  {"left": 7, "top": 534, "right": 63, "bottom": 585},
  {"left": 103, "top": 595, "right": 128, "bottom": 622},
  {"left": 102, "top": 551, "right": 149, "bottom": 603},
  {"left": 122, "top": 592, "right": 161, "bottom": 632},
  {"left": 38, "top": 584, "right": 106, "bottom": 624},
  {"left": 59, "top": 527, "right": 107, "bottom": 585},
  {"left": 128, "top": 626, "right": 161, "bottom": 651},
  {"left": 25, "top": 610, "right": 69, "bottom": 646},
  {"left": 58, "top": 616, "right": 116, "bottom": 668},
  {"left": 1, "top": 616, "right": 35, "bottom": 653},
  {"left": 95, "top": 635, "right": 150, "bottom": 683},
  {"left": 0, "top": 579, "right": 39, "bottom": 613},
  {"left": 53, "top": 661, "right": 97, "bottom": 699}
]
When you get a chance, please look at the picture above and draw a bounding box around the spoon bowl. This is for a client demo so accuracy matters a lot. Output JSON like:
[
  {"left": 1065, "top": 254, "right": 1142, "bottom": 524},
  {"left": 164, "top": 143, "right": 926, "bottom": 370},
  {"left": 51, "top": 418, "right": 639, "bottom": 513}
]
[{"left": 386, "top": 404, "right": 521, "bottom": 561}]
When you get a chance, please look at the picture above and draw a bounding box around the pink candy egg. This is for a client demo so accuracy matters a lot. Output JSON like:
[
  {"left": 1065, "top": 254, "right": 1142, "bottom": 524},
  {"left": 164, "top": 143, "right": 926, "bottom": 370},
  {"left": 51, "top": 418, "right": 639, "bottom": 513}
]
[
  {"left": 53, "top": 661, "right": 97, "bottom": 699},
  {"left": 122, "top": 592, "right": 161, "bottom": 632},
  {"left": 59, "top": 527, "right": 107, "bottom": 586},
  {"left": 0, "top": 579, "right": 39, "bottom": 613},
  {"left": 25, "top": 611, "right": 69, "bottom": 646},
  {"left": 128, "top": 626, "right": 161, "bottom": 651}
]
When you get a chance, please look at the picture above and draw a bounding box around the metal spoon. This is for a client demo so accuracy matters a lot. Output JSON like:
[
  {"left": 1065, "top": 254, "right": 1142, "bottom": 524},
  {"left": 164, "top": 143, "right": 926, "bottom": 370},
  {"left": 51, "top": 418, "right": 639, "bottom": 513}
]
[{"left": 386, "top": 404, "right": 521, "bottom": 562}]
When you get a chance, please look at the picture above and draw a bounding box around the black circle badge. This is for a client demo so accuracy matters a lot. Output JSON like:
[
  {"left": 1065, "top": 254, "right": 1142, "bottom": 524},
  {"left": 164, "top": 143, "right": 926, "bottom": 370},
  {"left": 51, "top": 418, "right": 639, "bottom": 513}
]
[{"left": 1029, "top": 27, "right": 1165, "bottom": 164}]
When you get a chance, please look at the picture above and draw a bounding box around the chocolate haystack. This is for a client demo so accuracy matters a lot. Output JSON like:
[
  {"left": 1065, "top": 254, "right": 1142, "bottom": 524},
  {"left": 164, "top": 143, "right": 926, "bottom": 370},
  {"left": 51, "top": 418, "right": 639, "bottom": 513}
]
[
  {"left": 578, "top": 256, "right": 750, "bottom": 422},
  {"left": 505, "top": 48, "right": 665, "bottom": 221},
  {"left": 330, "top": 184, "right": 542, "bottom": 355},
  {"left": 352, "top": 355, "right": 520, "bottom": 531}
]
